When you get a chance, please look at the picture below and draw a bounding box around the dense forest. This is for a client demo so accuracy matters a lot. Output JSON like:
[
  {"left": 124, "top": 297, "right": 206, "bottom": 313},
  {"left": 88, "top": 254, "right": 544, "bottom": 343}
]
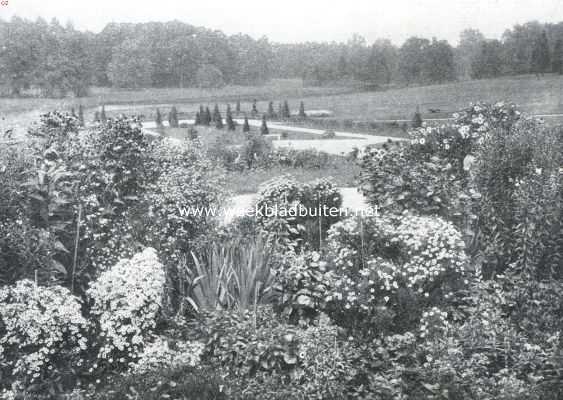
[{"left": 1, "top": 17, "right": 562, "bottom": 97}]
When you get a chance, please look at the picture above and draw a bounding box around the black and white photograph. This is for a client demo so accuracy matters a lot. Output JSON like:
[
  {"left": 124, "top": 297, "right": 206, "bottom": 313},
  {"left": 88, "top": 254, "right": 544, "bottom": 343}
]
[{"left": 1, "top": 0, "right": 562, "bottom": 398}]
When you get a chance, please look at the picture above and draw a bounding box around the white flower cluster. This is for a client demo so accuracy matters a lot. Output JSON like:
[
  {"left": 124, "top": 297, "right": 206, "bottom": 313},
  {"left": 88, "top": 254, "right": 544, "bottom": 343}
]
[
  {"left": 0, "top": 280, "right": 88, "bottom": 381},
  {"left": 129, "top": 336, "right": 204, "bottom": 373},
  {"left": 87, "top": 247, "right": 166, "bottom": 365},
  {"left": 394, "top": 214, "right": 468, "bottom": 291},
  {"left": 419, "top": 307, "right": 449, "bottom": 338},
  {"left": 326, "top": 214, "right": 468, "bottom": 309}
]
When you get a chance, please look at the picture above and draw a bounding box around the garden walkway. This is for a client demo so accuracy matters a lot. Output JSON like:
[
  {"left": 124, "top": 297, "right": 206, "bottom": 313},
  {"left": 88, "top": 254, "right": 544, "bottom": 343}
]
[
  {"left": 142, "top": 119, "right": 406, "bottom": 155},
  {"left": 224, "top": 187, "right": 370, "bottom": 224}
]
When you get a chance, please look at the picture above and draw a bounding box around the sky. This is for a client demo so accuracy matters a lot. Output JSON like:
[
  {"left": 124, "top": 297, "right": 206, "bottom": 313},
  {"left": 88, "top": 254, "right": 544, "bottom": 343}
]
[{"left": 1, "top": 0, "right": 563, "bottom": 45}]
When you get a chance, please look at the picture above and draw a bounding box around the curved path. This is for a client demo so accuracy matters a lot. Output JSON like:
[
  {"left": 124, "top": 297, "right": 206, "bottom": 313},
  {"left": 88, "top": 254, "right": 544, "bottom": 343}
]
[
  {"left": 142, "top": 118, "right": 405, "bottom": 155},
  {"left": 224, "top": 187, "right": 370, "bottom": 225}
]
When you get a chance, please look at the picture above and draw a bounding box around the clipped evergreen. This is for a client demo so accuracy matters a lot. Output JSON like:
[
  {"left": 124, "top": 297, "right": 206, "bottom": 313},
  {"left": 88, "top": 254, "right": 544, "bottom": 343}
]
[
  {"left": 243, "top": 115, "right": 251, "bottom": 133},
  {"left": 78, "top": 105, "right": 84, "bottom": 126},
  {"left": 236, "top": 100, "right": 241, "bottom": 113},
  {"left": 195, "top": 112, "right": 201, "bottom": 125},
  {"left": 204, "top": 107, "right": 212, "bottom": 125},
  {"left": 168, "top": 106, "right": 179, "bottom": 128},
  {"left": 252, "top": 99, "right": 258, "bottom": 115},
  {"left": 214, "top": 105, "right": 223, "bottom": 129},
  {"left": 156, "top": 108, "right": 163, "bottom": 127},
  {"left": 267, "top": 101, "right": 276, "bottom": 118},
  {"left": 412, "top": 107, "right": 423, "bottom": 128},
  {"left": 282, "top": 100, "right": 291, "bottom": 119},
  {"left": 94, "top": 111, "right": 100, "bottom": 123},
  {"left": 226, "top": 104, "right": 236, "bottom": 131},
  {"left": 212, "top": 104, "right": 220, "bottom": 122},
  {"left": 100, "top": 105, "right": 107, "bottom": 122},
  {"left": 260, "top": 114, "right": 269, "bottom": 135},
  {"left": 299, "top": 101, "right": 307, "bottom": 118}
]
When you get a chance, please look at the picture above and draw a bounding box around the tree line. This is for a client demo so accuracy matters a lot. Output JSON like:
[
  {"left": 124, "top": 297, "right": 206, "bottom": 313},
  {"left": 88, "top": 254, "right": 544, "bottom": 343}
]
[{"left": 1, "top": 18, "right": 563, "bottom": 97}]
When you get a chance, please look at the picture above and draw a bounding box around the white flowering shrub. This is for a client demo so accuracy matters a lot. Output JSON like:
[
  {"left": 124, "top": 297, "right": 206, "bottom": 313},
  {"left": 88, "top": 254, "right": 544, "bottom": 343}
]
[
  {"left": 0, "top": 280, "right": 88, "bottom": 388},
  {"left": 321, "top": 213, "right": 469, "bottom": 333},
  {"left": 336, "top": 214, "right": 467, "bottom": 290},
  {"left": 129, "top": 336, "right": 204, "bottom": 374},
  {"left": 408, "top": 102, "right": 522, "bottom": 170},
  {"left": 87, "top": 247, "right": 166, "bottom": 369}
]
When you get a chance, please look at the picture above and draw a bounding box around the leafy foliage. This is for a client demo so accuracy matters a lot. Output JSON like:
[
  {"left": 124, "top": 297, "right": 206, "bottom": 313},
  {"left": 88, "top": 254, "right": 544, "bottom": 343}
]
[{"left": 0, "top": 280, "right": 89, "bottom": 393}]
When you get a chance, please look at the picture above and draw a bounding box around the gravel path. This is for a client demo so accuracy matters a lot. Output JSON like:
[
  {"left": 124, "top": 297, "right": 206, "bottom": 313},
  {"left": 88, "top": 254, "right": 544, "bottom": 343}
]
[
  {"left": 224, "top": 187, "right": 369, "bottom": 224},
  {"left": 142, "top": 118, "right": 405, "bottom": 155}
]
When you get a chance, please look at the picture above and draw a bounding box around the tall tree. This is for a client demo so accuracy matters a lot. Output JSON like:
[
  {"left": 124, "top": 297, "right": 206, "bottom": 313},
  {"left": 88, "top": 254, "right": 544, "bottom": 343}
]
[
  {"left": 471, "top": 40, "right": 504, "bottom": 79},
  {"left": 502, "top": 21, "right": 543, "bottom": 74},
  {"left": 424, "top": 38, "right": 456, "bottom": 83},
  {"left": 398, "top": 37, "right": 430, "bottom": 85},
  {"left": 337, "top": 50, "right": 348, "bottom": 78},
  {"left": 107, "top": 38, "right": 153, "bottom": 88},
  {"left": 455, "top": 29, "right": 486, "bottom": 80},
  {"left": 552, "top": 38, "right": 563, "bottom": 74},
  {"left": 371, "top": 39, "right": 397, "bottom": 85},
  {"left": 531, "top": 31, "right": 551, "bottom": 76}
]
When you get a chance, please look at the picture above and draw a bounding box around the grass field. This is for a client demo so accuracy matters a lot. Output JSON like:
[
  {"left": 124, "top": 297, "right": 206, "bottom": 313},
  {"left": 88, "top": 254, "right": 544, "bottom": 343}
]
[
  {"left": 4, "top": 74, "right": 563, "bottom": 138},
  {"left": 103, "top": 73, "right": 563, "bottom": 127},
  {"left": 295, "top": 73, "right": 563, "bottom": 121}
]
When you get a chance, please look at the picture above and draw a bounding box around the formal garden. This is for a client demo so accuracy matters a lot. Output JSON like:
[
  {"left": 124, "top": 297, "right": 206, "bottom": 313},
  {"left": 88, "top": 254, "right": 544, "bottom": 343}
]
[{"left": 0, "top": 101, "right": 562, "bottom": 399}]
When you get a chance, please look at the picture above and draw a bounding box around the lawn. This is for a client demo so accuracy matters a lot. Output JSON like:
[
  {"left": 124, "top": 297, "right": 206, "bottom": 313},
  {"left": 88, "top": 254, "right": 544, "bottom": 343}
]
[
  {"left": 293, "top": 73, "right": 563, "bottom": 121},
  {"left": 224, "top": 161, "right": 361, "bottom": 194},
  {"left": 113, "top": 73, "right": 563, "bottom": 125},
  {"left": 5, "top": 74, "right": 563, "bottom": 139}
]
